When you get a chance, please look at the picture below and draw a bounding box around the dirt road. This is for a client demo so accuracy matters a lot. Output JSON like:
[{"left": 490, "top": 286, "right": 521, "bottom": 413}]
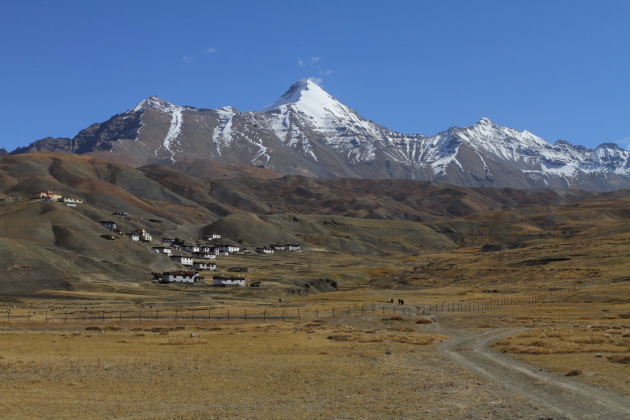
[{"left": 436, "top": 323, "right": 630, "bottom": 419}]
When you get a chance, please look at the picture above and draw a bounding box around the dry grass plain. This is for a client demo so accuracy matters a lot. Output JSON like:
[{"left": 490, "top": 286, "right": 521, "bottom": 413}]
[
  {"left": 1, "top": 216, "right": 629, "bottom": 418},
  {"left": 0, "top": 317, "right": 554, "bottom": 420}
]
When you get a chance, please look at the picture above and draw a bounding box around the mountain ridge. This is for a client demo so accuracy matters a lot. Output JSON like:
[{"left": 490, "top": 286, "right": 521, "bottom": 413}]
[{"left": 10, "top": 79, "right": 630, "bottom": 192}]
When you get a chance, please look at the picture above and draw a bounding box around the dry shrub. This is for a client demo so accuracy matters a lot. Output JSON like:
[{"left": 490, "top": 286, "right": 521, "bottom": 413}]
[
  {"left": 199, "top": 326, "right": 222, "bottom": 331},
  {"left": 85, "top": 326, "right": 103, "bottom": 332},
  {"left": 565, "top": 370, "right": 581, "bottom": 377},
  {"left": 544, "top": 332, "right": 565, "bottom": 338},
  {"left": 618, "top": 313, "right": 630, "bottom": 319},
  {"left": 149, "top": 327, "right": 170, "bottom": 333},
  {"left": 388, "top": 326, "right": 415, "bottom": 332},
  {"left": 589, "top": 325, "right": 610, "bottom": 330},
  {"left": 500, "top": 345, "right": 563, "bottom": 355},
  {"left": 159, "top": 339, "right": 207, "bottom": 346},
  {"left": 570, "top": 336, "right": 610, "bottom": 345},
  {"left": 383, "top": 316, "right": 403, "bottom": 321},
  {"left": 529, "top": 340, "right": 553, "bottom": 348},
  {"left": 607, "top": 355, "right": 630, "bottom": 364},
  {"left": 105, "top": 326, "right": 121, "bottom": 331},
  {"left": 387, "top": 334, "right": 443, "bottom": 345},
  {"left": 326, "top": 334, "right": 384, "bottom": 343},
  {"left": 415, "top": 319, "right": 432, "bottom": 325}
]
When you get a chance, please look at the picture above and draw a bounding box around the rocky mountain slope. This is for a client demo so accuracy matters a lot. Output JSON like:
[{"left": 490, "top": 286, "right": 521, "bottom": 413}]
[
  {"left": 1, "top": 152, "right": 629, "bottom": 294},
  {"left": 11, "top": 80, "right": 630, "bottom": 192}
]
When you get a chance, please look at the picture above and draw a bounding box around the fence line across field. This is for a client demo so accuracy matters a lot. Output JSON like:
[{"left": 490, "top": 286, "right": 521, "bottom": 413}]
[{"left": 0, "top": 278, "right": 613, "bottom": 324}]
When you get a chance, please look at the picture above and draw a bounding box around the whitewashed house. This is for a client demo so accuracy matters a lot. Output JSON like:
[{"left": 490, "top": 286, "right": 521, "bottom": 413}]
[
  {"left": 256, "top": 247, "right": 274, "bottom": 254},
  {"left": 218, "top": 244, "right": 240, "bottom": 253},
  {"left": 128, "top": 233, "right": 140, "bottom": 241},
  {"left": 63, "top": 197, "right": 83, "bottom": 204},
  {"left": 287, "top": 244, "right": 301, "bottom": 251},
  {"left": 153, "top": 246, "right": 172, "bottom": 255},
  {"left": 200, "top": 245, "right": 220, "bottom": 255},
  {"left": 133, "top": 229, "right": 152, "bottom": 242},
  {"left": 271, "top": 244, "right": 287, "bottom": 251},
  {"left": 202, "top": 233, "right": 221, "bottom": 240},
  {"left": 112, "top": 210, "right": 128, "bottom": 216},
  {"left": 183, "top": 245, "right": 200, "bottom": 253},
  {"left": 170, "top": 256, "right": 193, "bottom": 266},
  {"left": 192, "top": 251, "right": 215, "bottom": 260},
  {"left": 100, "top": 221, "right": 117, "bottom": 231},
  {"left": 161, "top": 271, "right": 199, "bottom": 284},
  {"left": 212, "top": 275, "right": 245, "bottom": 287},
  {"left": 162, "top": 237, "right": 174, "bottom": 246},
  {"left": 193, "top": 261, "right": 216, "bottom": 271}
]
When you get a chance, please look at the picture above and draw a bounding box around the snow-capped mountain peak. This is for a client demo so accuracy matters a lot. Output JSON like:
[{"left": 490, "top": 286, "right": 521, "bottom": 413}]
[
  {"left": 130, "top": 96, "right": 197, "bottom": 114},
  {"left": 259, "top": 78, "right": 327, "bottom": 112},
  {"left": 11, "top": 80, "right": 630, "bottom": 192}
]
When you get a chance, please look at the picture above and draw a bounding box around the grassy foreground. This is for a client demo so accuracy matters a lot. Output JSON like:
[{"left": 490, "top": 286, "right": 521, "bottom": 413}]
[{"left": 0, "top": 279, "right": 628, "bottom": 419}]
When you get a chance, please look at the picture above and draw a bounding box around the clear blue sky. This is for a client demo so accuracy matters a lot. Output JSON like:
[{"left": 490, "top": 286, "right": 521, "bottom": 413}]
[{"left": 1, "top": 0, "right": 629, "bottom": 152}]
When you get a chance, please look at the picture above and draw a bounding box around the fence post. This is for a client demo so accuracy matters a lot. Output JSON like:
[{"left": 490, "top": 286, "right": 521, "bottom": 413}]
[
  {"left": 227, "top": 309, "right": 230, "bottom": 321},
  {"left": 27, "top": 311, "right": 31, "bottom": 322},
  {"left": 45, "top": 311, "right": 48, "bottom": 322},
  {"left": 297, "top": 309, "right": 300, "bottom": 320}
]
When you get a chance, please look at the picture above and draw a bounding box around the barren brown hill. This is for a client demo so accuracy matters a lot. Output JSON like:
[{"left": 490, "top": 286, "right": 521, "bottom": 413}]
[
  {"left": 171, "top": 158, "right": 281, "bottom": 180},
  {"left": 145, "top": 173, "right": 602, "bottom": 222},
  {"left": 0, "top": 200, "right": 178, "bottom": 294},
  {"left": 2, "top": 152, "right": 630, "bottom": 295},
  {"left": 0, "top": 152, "right": 214, "bottom": 223}
]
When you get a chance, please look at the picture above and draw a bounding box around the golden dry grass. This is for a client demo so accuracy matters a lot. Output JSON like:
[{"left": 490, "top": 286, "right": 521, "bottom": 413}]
[{"left": 0, "top": 318, "right": 543, "bottom": 419}]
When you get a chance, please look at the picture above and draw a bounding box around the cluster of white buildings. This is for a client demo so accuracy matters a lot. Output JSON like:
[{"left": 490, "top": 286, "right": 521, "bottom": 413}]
[
  {"left": 98, "top": 208, "right": 302, "bottom": 288},
  {"left": 156, "top": 235, "right": 250, "bottom": 286},
  {"left": 33, "top": 191, "right": 83, "bottom": 207},
  {"left": 256, "top": 243, "right": 301, "bottom": 254}
]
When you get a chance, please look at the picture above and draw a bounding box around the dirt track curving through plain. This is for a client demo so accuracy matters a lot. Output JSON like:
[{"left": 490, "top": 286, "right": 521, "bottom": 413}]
[{"left": 436, "top": 323, "right": 630, "bottom": 420}]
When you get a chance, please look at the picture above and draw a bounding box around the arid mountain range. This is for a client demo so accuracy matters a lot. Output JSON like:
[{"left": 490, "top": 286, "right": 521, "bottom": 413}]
[
  {"left": 1, "top": 152, "right": 630, "bottom": 294},
  {"left": 10, "top": 80, "right": 630, "bottom": 192}
]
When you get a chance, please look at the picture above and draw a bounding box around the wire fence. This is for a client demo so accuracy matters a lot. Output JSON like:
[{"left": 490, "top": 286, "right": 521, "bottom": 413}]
[{"left": 0, "top": 278, "right": 613, "bottom": 324}]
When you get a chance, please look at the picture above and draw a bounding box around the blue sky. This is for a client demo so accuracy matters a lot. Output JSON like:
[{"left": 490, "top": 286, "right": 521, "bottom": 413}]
[{"left": 1, "top": 0, "right": 629, "bottom": 152}]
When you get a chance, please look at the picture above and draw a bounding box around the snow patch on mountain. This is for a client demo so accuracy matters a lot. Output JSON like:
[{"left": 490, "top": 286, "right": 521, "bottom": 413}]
[
  {"left": 162, "top": 108, "right": 183, "bottom": 158},
  {"left": 212, "top": 107, "right": 236, "bottom": 156}
]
